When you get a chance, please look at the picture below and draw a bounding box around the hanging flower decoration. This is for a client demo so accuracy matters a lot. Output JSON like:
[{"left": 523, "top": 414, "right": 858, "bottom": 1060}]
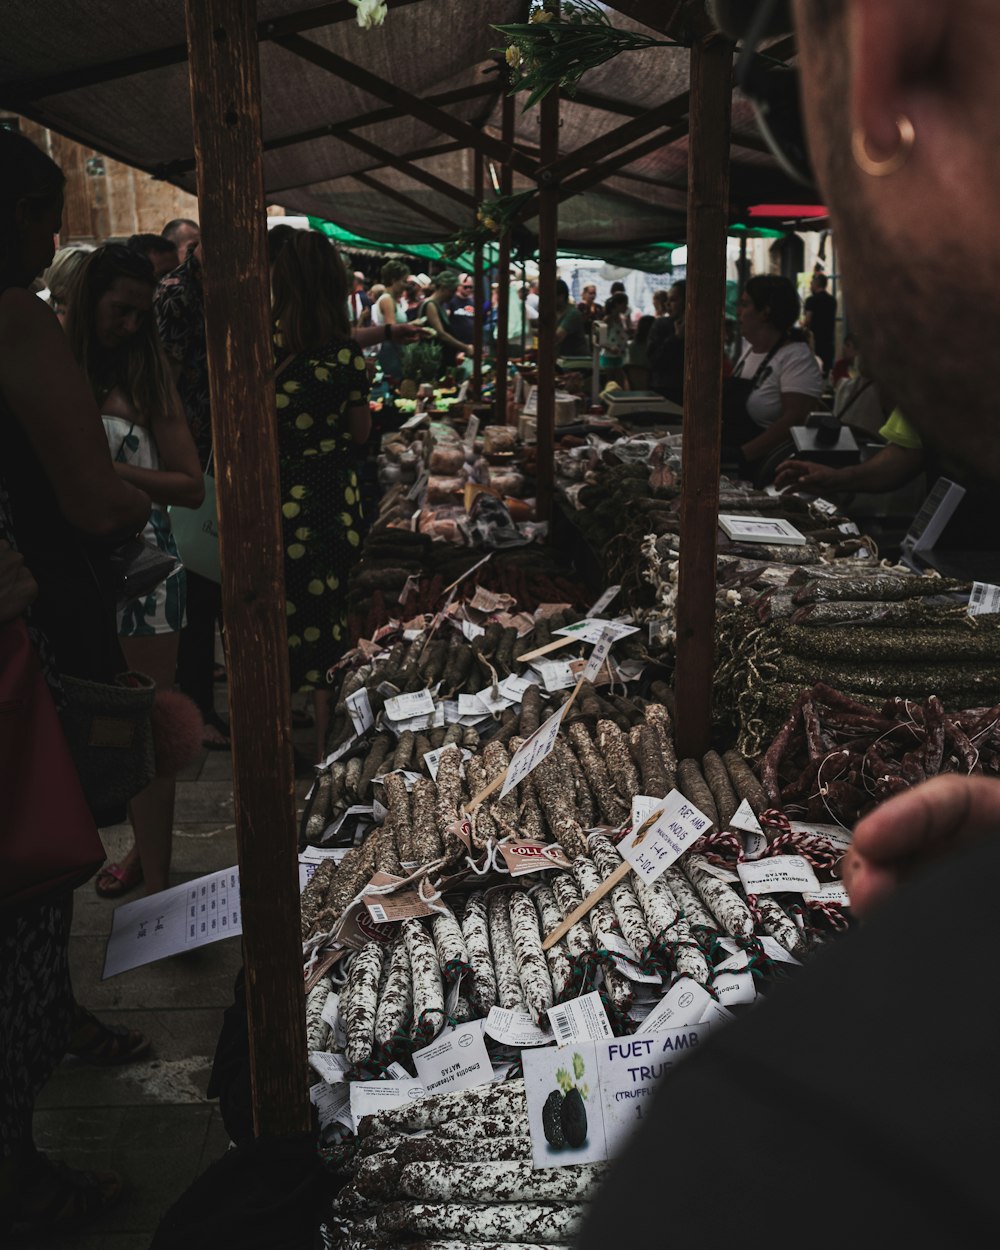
[
  {"left": 443, "top": 190, "right": 537, "bottom": 258},
  {"left": 350, "top": 0, "right": 388, "bottom": 30},
  {"left": 494, "top": 0, "right": 681, "bottom": 108}
]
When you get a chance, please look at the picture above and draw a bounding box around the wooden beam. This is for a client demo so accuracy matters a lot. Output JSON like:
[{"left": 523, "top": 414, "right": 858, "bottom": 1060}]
[
  {"left": 263, "top": 141, "right": 466, "bottom": 198},
  {"left": 546, "top": 96, "right": 689, "bottom": 181},
  {"left": 602, "top": 0, "right": 689, "bottom": 37},
  {"left": 535, "top": 0, "right": 560, "bottom": 525},
  {"left": 353, "top": 171, "right": 459, "bottom": 233},
  {"left": 275, "top": 33, "right": 539, "bottom": 179},
  {"left": 183, "top": 0, "right": 309, "bottom": 1139},
  {"left": 495, "top": 86, "right": 515, "bottom": 423},
  {"left": 472, "top": 149, "right": 485, "bottom": 399},
  {"left": 569, "top": 88, "right": 648, "bottom": 119},
  {"left": 336, "top": 131, "right": 475, "bottom": 208},
  {"left": 4, "top": 0, "right": 428, "bottom": 104},
  {"left": 674, "top": 35, "right": 733, "bottom": 759}
]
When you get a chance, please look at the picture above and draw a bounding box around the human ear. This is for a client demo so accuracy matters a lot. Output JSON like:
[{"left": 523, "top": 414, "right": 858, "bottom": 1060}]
[{"left": 846, "top": 0, "right": 948, "bottom": 161}]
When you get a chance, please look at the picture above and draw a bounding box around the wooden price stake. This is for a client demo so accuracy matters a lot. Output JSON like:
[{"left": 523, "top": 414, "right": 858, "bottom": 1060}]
[{"left": 540, "top": 809, "right": 662, "bottom": 951}]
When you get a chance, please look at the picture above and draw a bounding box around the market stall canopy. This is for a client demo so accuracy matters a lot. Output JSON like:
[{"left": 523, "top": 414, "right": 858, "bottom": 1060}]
[{"left": 0, "top": 0, "right": 813, "bottom": 249}]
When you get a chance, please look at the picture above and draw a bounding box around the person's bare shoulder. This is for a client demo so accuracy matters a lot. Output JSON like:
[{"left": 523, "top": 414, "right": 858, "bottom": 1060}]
[{"left": 0, "top": 287, "right": 61, "bottom": 353}]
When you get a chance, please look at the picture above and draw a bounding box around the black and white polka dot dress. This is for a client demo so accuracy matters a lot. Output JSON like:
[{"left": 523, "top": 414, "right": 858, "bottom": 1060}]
[{"left": 274, "top": 333, "right": 369, "bottom": 692}]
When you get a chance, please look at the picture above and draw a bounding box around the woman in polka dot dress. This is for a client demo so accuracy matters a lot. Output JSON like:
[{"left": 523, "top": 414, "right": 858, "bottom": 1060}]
[{"left": 271, "top": 232, "right": 371, "bottom": 759}]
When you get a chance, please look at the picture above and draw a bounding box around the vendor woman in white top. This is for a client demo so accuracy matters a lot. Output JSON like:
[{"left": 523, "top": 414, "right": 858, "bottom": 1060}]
[{"left": 726, "top": 275, "right": 824, "bottom": 469}]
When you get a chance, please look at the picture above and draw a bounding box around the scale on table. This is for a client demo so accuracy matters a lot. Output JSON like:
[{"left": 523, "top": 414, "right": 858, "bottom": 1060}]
[{"left": 602, "top": 391, "right": 683, "bottom": 423}]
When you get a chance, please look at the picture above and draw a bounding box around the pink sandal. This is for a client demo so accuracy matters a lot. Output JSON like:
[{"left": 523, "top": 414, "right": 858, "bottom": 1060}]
[{"left": 94, "top": 860, "right": 143, "bottom": 898}]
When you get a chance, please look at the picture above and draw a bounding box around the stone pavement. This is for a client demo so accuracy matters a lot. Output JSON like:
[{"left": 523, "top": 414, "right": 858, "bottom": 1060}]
[{"left": 14, "top": 695, "right": 313, "bottom": 1249}]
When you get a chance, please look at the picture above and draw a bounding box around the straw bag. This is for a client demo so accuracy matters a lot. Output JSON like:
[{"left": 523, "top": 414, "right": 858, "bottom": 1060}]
[
  {"left": 169, "top": 452, "right": 220, "bottom": 583},
  {"left": 0, "top": 618, "right": 107, "bottom": 909}
]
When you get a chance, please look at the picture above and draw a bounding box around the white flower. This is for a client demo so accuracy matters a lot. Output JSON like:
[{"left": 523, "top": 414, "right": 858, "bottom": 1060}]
[{"left": 351, "top": 0, "right": 388, "bottom": 29}]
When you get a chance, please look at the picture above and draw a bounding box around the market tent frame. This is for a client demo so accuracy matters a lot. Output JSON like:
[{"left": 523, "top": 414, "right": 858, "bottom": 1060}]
[{"left": 0, "top": 0, "right": 801, "bottom": 1135}]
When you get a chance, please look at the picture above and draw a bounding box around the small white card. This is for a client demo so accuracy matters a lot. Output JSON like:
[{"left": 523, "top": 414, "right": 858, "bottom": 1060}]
[
  {"left": 484, "top": 1006, "right": 554, "bottom": 1048},
  {"left": 533, "top": 659, "right": 577, "bottom": 692},
  {"left": 499, "top": 703, "right": 566, "bottom": 800},
  {"left": 589, "top": 585, "right": 622, "bottom": 617},
  {"left": 346, "top": 688, "right": 374, "bottom": 735},
  {"left": 555, "top": 618, "right": 639, "bottom": 644},
  {"left": 546, "top": 991, "right": 613, "bottom": 1046},
  {"left": 737, "top": 854, "right": 820, "bottom": 896},
  {"left": 423, "top": 745, "right": 471, "bottom": 781},
  {"left": 802, "top": 881, "right": 850, "bottom": 907},
  {"left": 350, "top": 1077, "right": 428, "bottom": 1131},
  {"left": 310, "top": 1080, "right": 353, "bottom": 1134},
  {"left": 635, "top": 977, "right": 714, "bottom": 1036},
  {"left": 758, "top": 935, "right": 802, "bottom": 966},
  {"left": 582, "top": 624, "right": 618, "bottom": 684},
  {"left": 619, "top": 789, "right": 713, "bottom": 886},
  {"left": 730, "top": 799, "right": 763, "bottom": 836},
  {"left": 631, "top": 795, "right": 664, "bottom": 830},
  {"left": 969, "top": 582, "right": 1000, "bottom": 616},
  {"left": 413, "top": 1021, "right": 493, "bottom": 1096},
  {"left": 710, "top": 971, "right": 757, "bottom": 1005},
  {"left": 309, "top": 1050, "right": 352, "bottom": 1084},
  {"left": 384, "top": 689, "right": 435, "bottom": 722}
]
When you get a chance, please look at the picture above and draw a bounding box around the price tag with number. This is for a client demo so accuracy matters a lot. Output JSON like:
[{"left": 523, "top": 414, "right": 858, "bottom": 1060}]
[{"left": 619, "top": 790, "right": 713, "bottom": 886}]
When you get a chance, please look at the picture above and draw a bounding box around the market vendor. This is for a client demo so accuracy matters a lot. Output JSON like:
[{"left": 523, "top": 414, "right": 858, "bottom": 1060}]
[
  {"left": 723, "top": 274, "right": 824, "bottom": 469},
  {"left": 554, "top": 278, "right": 589, "bottom": 356},
  {"left": 418, "top": 271, "right": 473, "bottom": 370}
]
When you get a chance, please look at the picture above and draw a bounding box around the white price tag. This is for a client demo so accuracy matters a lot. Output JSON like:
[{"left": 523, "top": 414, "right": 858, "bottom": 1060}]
[
  {"left": 969, "top": 582, "right": 1000, "bottom": 616},
  {"left": 838, "top": 521, "right": 861, "bottom": 536},
  {"left": 803, "top": 881, "right": 851, "bottom": 907},
  {"left": 346, "top": 687, "right": 374, "bottom": 735},
  {"left": 588, "top": 585, "right": 622, "bottom": 617},
  {"left": 533, "top": 659, "right": 577, "bottom": 692},
  {"left": 462, "top": 619, "right": 486, "bottom": 641},
  {"left": 710, "top": 971, "right": 757, "bottom": 1005},
  {"left": 458, "top": 693, "right": 488, "bottom": 717},
  {"left": 555, "top": 618, "right": 639, "bottom": 644},
  {"left": 737, "top": 854, "right": 820, "bottom": 896},
  {"left": 546, "top": 991, "right": 613, "bottom": 1046},
  {"left": 473, "top": 685, "right": 515, "bottom": 715},
  {"left": 730, "top": 799, "right": 763, "bottom": 837},
  {"left": 484, "top": 1006, "right": 554, "bottom": 1048},
  {"left": 499, "top": 703, "right": 566, "bottom": 799},
  {"left": 499, "top": 675, "right": 533, "bottom": 703},
  {"left": 619, "top": 789, "right": 713, "bottom": 886},
  {"left": 350, "top": 1078, "right": 428, "bottom": 1130},
  {"left": 310, "top": 1080, "right": 353, "bottom": 1134},
  {"left": 789, "top": 821, "right": 851, "bottom": 851},
  {"left": 423, "top": 746, "right": 471, "bottom": 781},
  {"left": 758, "top": 935, "right": 802, "bottom": 966},
  {"left": 699, "top": 999, "right": 735, "bottom": 1028},
  {"left": 811, "top": 496, "right": 839, "bottom": 515},
  {"left": 384, "top": 689, "right": 435, "bottom": 722},
  {"left": 413, "top": 1022, "right": 493, "bottom": 1096},
  {"left": 635, "top": 977, "right": 713, "bottom": 1036},
  {"left": 324, "top": 733, "right": 360, "bottom": 766},
  {"left": 309, "top": 1050, "right": 352, "bottom": 1084},
  {"left": 464, "top": 413, "right": 480, "bottom": 450},
  {"left": 582, "top": 624, "right": 617, "bottom": 684}
]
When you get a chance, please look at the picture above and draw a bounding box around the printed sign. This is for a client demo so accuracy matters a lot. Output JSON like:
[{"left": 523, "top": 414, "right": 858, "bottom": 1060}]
[
  {"left": 499, "top": 839, "right": 573, "bottom": 877},
  {"left": 499, "top": 703, "right": 567, "bottom": 800},
  {"left": 555, "top": 618, "right": 639, "bottom": 644},
  {"left": 582, "top": 624, "right": 618, "bottom": 684},
  {"left": 619, "top": 790, "right": 713, "bottom": 887},
  {"left": 737, "top": 854, "right": 820, "bottom": 896},
  {"left": 413, "top": 1022, "right": 493, "bottom": 1096}
]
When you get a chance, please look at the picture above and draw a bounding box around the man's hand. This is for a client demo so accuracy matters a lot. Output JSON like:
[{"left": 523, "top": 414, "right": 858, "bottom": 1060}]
[
  {"left": 773, "top": 458, "right": 838, "bottom": 493},
  {"left": 0, "top": 540, "right": 38, "bottom": 624},
  {"left": 391, "top": 322, "right": 423, "bottom": 345},
  {"left": 842, "top": 775, "right": 1000, "bottom": 917}
]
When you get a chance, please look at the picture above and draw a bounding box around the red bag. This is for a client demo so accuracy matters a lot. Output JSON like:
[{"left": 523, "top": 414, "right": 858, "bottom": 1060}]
[{"left": 0, "top": 617, "right": 106, "bottom": 909}]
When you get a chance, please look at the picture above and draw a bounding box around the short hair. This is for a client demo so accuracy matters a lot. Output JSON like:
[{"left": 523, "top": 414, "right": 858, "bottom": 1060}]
[
  {"left": 610, "top": 281, "right": 626, "bottom": 294},
  {"left": 161, "top": 217, "right": 199, "bottom": 244},
  {"left": 813, "top": 272, "right": 829, "bottom": 289},
  {"left": 381, "top": 259, "right": 409, "bottom": 285},
  {"left": 128, "top": 232, "right": 176, "bottom": 257},
  {"left": 555, "top": 278, "right": 570, "bottom": 302},
  {"left": 744, "top": 274, "right": 801, "bottom": 334},
  {"left": 670, "top": 280, "right": 687, "bottom": 301},
  {"left": 635, "top": 314, "right": 655, "bottom": 344},
  {"left": 434, "top": 270, "right": 459, "bottom": 292}
]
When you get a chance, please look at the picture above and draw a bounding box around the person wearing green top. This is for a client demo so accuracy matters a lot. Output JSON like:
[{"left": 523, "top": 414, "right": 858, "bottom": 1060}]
[
  {"left": 774, "top": 407, "right": 924, "bottom": 495},
  {"left": 555, "top": 279, "right": 588, "bottom": 356}
]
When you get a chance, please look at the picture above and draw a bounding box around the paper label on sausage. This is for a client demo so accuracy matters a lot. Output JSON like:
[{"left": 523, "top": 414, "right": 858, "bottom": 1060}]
[
  {"left": 413, "top": 1021, "right": 493, "bottom": 1096},
  {"left": 384, "top": 689, "right": 435, "bottom": 722},
  {"left": 499, "top": 839, "right": 573, "bottom": 877},
  {"left": 350, "top": 1078, "right": 428, "bottom": 1130},
  {"left": 346, "top": 687, "right": 374, "bottom": 735},
  {"left": 758, "top": 935, "right": 802, "bottom": 966},
  {"left": 709, "top": 970, "right": 757, "bottom": 1005},
  {"left": 969, "top": 582, "right": 1000, "bottom": 616},
  {"left": 499, "top": 703, "right": 566, "bottom": 799},
  {"left": 737, "top": 854, "right": 820, "bottom": 896},
  {"left": 547, "top": 991, "right": 613, "bottom": 1045},
  {"left": 802, "top": 881, "right": 850, "bottom": 907},
  {"left": 582, "top": 624, "right": 618, "bottom": 683},
  {"left": 730, "top": 799, "right": 763, "bottom": 836},
  {"left": 620, "top": 789, "right": 713, "bottom": 886},
  {"left": 484, "top": 1006, "right": 554, "bottom": 1048},
  {"left": 423, "top": 746, "right": 472, "bottom": 781},
  {"left": 309, "top": 1050, "right": 352, "bottom": 1084},
  {"left": 635, "top": 977, "right": 713, "bottom": 1036},
  {"left": 311, "top": 1080, "right": 354, "bottom": 1134},
  {"left": 362, "top": 872, "right": 439, "bottom": 924},
  {"left": 533, "top": 659, "right": 577, "bottom": 692}
]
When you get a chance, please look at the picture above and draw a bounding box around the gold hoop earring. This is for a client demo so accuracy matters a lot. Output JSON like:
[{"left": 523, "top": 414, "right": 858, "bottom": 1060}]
[{"left": 851, "top": 115, "right": 916, "bottom": 178}]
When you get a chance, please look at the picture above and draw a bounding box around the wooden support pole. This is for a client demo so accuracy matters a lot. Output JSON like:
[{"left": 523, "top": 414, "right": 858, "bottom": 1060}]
[
  {"left": 535, "top": 3, "right": 561, "bottom": 523},
  {"left": 184, "top": 0, "right": 309, "bottom": 1139},
  {"left": 472, "top": 148, "right": 485, "bottom": 400},
  {"left": 495, "top": 86, "right": 514, "bottom": 423},
  {"left": 674, "top": 35, "right": 733, "bottom": 760}
]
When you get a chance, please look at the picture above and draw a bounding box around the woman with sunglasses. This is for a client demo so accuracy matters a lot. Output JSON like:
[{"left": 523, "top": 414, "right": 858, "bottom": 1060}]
[{"left": 64, "top": 244, "right": 204, "bottom": 898}]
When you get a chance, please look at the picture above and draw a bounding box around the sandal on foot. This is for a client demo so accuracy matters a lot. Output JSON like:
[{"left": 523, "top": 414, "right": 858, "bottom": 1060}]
[
  {"left": 67, "top": 1007, "right": 151, "bottom": 1066},
  {"left": 15, "top": 1153, "right": 123, "bottom": 1230},
  {"left": 94, "top": 860, "right": 143, "bottom": 898}
]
